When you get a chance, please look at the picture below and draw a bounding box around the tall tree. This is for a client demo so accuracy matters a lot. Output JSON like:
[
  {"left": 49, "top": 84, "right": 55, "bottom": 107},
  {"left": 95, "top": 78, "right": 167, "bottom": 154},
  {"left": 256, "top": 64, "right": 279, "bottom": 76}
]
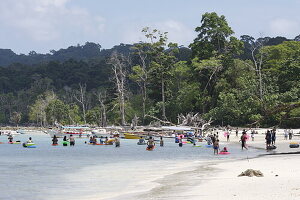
[
  {"left": 190, "top": 12, "right": 234, "bottom": 59},
  {"left": 108, "top": 52, "right": 128, "bottom": 126}
]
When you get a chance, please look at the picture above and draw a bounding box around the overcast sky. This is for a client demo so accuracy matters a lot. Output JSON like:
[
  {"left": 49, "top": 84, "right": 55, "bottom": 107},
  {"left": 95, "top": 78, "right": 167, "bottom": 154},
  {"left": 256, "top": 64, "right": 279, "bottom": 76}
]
[{"left": 0, "top": 0, "right": 300, "bottom": 54}]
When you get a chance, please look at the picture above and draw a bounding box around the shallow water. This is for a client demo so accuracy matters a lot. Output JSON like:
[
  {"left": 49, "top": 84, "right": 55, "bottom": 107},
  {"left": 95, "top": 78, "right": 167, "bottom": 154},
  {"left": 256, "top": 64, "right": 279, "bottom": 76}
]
[{"left": 0, "top": 134, "right": 263, "bottom": 200}]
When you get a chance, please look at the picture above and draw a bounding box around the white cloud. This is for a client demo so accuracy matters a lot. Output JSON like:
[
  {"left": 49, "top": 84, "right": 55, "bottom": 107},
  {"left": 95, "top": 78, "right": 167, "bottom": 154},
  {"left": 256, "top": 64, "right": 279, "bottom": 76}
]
[
  {"left": 269, "top": 18, "right": 300, "bottom": 37},
  {"left": 0, "top": 0, "right": 105, "bottom": 42},
  {"left": 121, "top": 20, "right": 196, "bottom": 47}
]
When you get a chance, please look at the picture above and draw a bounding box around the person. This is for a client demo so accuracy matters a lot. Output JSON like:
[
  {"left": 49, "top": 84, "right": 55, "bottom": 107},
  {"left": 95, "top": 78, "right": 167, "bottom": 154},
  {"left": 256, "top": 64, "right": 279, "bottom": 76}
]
[
  {"left": 206, "top": 135, "right": 212, "bottom": 145},
  {"left": 63, "top": 136, "right": 68, "bottom": 146},
  {"left": 52, "top": 135, "right": 58, "bottom": 145},
  {"left": 160, "top": 136, "right": 164, "bottom": 147},
  {"left": 27, "top": 137, "right": 33, "bottom": 143},
  {"left": 226, "top": 131, "right": 230, "bottom": 142},
  {"left": 284, "top": 129, "right": 288, "bottom": 140},
  {"left": 105, "top": 137, "right": 108, "bottom": 144},
  {"left": 147, "top": 136, "right": 155, "bottom": 149},
  {"left": 69, "top": 134, "right": 75, "bottom": 146},
  {"left": 213, "top": 139, "right": 219, "bottom": 155},
  {"left": 289, "top": 129, "right": 293, "bottom": 140},
  {"left": 89, "top": 136, "right": 94, "bottom": 144},
  {"left": 8, "top": 134, "right": 13, "bottom": 143},
  {"left": 240, "top": 132, "right": 248, "bottom": 150},
  {"left": 138, "top": 136, "right": 145, "bottom": 145},
  {"left": 115, "top": 136, "right": 120, "bottom": 147},
  {"left": 99, "top": 136, "right": 104, "bottom": 144},
  {"left": 236, "top": 129, "right": 238, "bottom": 137},
  {"left": 271, "top": 130, "right": 276, "bottom": 145},
  {"left": 221, "top": 147, "right": 228, "bottom": 152},
  {"left": 251, "top": 130, "right": 255, "bottom": 141},
  {"left": 265, "top": 130, "right": 272, "bottom": 149},
  {"left": 178, "top": 135, "right": 183, "bottom": 147}
]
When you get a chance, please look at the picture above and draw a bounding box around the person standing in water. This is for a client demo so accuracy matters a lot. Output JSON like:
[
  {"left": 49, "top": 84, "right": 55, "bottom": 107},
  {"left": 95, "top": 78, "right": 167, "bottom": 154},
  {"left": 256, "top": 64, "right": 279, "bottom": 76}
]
[
  {"left": 69, "top": 134, "right": 75, "bottom": 146},
  {"left": 52, "top": 135, "right": 58, "bottom": 145},
  {"left": 178, "top": 136, "right": 183, "bottom": 147},
  {"left": 160, "top": 136, "right": 164, "bottom": 147},
  {"left": 213, "top": 139, "right": 219, "bottom": 155},
  {"left": 63, "top": 136, "right": 68, "bottom": 146},
  {"left": 115, "top": 136, "right": 120, "bottom": 147},
  {"left": 271, "top": 130, "right": 276, "bottom": 145},
  {"left": 8, "top": 134, "right": 13, "bottom": 143}
]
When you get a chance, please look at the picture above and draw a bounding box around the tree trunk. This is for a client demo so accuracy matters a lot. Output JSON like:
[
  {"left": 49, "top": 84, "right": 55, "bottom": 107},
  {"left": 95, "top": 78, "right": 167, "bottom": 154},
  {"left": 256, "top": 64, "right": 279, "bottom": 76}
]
[{"left": 161, "top": 77, "right": 166, "bottom": 121}]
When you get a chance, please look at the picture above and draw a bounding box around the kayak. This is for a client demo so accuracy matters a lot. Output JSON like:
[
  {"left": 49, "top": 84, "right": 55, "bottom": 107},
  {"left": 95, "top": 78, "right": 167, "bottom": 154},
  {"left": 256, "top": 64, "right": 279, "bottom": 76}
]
[
  {"left": 146, "top": 145, "right": 155, "bottom": 151},
  {"left": 193, "top": 145, "right": 202, "bottom": 147},
  {"left": 219, "top": 151, "right": 230, "bottom": 155},
  {"left": 52, "top": 144, "right": 58, "bottom": 146},
  {"left": 8, "top": 141, "right": 21, "bottom": 144},
  {"left": 289, "top": 143, "right": 299, "bottom": 148},
  {"left": 23, "top": 143, "right": 36, "bottom": 148}
]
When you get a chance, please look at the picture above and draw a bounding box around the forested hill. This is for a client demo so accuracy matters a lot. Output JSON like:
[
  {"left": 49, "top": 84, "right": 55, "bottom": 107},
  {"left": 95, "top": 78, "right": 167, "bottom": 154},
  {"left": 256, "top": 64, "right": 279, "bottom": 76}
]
[
  {"left": 0, "top": 42, "right": 135, "bottom": 67},
  {"left": 0, "top": 13, "right": 299, "bottom": 128}
]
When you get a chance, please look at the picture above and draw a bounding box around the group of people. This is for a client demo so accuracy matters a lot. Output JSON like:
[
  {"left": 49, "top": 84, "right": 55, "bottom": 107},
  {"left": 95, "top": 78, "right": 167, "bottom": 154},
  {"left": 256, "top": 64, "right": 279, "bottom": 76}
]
[
  {"left": 284, "top": 129, "right": 294, "bottom": 140},
  {"left": 265, "top": 129, "right": 276, "bottom": 148}
]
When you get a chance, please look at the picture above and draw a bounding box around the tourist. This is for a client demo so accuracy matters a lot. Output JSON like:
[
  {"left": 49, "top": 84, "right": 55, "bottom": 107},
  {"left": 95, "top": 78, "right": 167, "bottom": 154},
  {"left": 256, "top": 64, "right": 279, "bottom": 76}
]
[
  {"left": 213, "top": 139, "right": 219, "bottom": 155},
  {"left": 69, "top": 134, "right": 75, "bottom": 146},
  {"left": 147, "top": 136, "right": 155, "bottom": 149},
  {"left": 284, "top": 129, "right": 288, "bottom": 140},
  {"left": 8, "top": 134, "right": 13, "bottom": 143},
  {"left": 160, "top": 136, "right": 164, "bottom": 147},
  {"left": 271, "top": 130, "right": 276, "bottom": 145},
  {"left": 27, "top": 137, "right": 33, "bottom": 143},
  {"left": 265, "top": 130, "right": 272, "bottom": 148},
  {"left": 251, "top": 130, "right": 255, "bottom": 141},
  {"left": 289, "top": 129, "right": 293, "bottom": 140},
  {"left": 226, "top": 131, "right": 230, "bottom": 142},
  {"left": 115, "top": 136, "right": 120, "bottom": 147},
  {"left": 240, "top": 131, "right": 248, "bottom": 150},
  {"left": 63, "top": 136, "right": 68, "bottom": 146},
  {"left": 236, "top": 128, "right": 238, "bottom": 137},
  {"left": 178, "top": 136, "right": 183, "bottom": 147},
  {"left": 52, "top": 135, "right": 58, "bottom": 145}
]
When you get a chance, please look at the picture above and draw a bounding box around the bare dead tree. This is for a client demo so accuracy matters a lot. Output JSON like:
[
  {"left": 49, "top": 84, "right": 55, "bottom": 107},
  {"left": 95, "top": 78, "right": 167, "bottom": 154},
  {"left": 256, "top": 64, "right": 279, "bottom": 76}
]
[
  {"left": 131, "top": 44, "right": 149, "bottom": 122},
  {"left": 250, "top": 37, "right": 269, "bottom": 100},
  {"left": 73, "top": 83, "right": 87, "bottom": 124},
  {"left": 108, "top": 52, "right": 128, "bottom": 126},
  {"left": 95, "top": 90, "right": 108, "bottom": 127}
]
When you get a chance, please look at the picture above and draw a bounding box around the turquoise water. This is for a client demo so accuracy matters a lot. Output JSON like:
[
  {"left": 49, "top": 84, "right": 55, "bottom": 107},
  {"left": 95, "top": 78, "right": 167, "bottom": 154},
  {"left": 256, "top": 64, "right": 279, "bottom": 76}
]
[{"left": 0, "top": 134, "right": 263, "bottom": 200}]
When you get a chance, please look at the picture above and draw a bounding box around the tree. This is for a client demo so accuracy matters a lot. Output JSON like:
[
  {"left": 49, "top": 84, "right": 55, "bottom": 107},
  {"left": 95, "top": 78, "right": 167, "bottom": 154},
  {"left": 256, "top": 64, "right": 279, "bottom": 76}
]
[
  {"left": 190, "top": 12, "right": 234, "bottom": 59},
  {"left": 108, "top": 52, "right": 128, "bottom": 126},
  {"left": 142, "top": 27, "right": 178, "bottom": 121},
  {"left": 130, "top": 42, "right": 151, "bottom": 123},
  {"left": 73, "top": 83, "right": 87, "bottom": 124},
  {"left": 29, "top": 91, "right": 56, "bottom": 126},
  {"left": 10, "top": 112, "right": 21, "bottom": 126},
  {"left": 46, "top": 99, "right": 69, "bottom": 125}
]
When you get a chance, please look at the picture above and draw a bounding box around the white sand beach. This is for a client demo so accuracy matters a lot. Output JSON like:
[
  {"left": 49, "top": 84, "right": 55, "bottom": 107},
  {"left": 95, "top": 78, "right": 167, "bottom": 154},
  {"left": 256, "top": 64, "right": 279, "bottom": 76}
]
[{"left": 186, "top": 129, "right": 300, "bottom": 200}]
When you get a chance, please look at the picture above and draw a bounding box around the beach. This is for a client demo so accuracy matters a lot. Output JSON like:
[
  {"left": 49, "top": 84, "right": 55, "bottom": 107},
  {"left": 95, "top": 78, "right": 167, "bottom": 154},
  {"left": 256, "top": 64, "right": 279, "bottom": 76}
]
[{"left": 1, "top": 129, "right": 300, "bottom": 200}]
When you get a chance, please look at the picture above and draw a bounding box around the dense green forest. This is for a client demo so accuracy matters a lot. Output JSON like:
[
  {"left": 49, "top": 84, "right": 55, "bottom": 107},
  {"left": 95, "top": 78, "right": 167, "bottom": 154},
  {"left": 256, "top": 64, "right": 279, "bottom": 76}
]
[{"left": 0, "top": 12, "right": 299, "bottom": 128}]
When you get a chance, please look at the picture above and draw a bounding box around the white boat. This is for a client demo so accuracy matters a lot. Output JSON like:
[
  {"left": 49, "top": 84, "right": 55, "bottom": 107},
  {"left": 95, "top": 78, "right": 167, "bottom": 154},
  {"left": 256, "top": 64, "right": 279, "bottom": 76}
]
[
  {"left": 0, "top": 130, "right": 20, "bottom": 135},
  {"left": 46, "top": 126, "right": 92, "bottom": 138},
  {"left": 91, "top": 129, "right": 111, "bottom": 138}
]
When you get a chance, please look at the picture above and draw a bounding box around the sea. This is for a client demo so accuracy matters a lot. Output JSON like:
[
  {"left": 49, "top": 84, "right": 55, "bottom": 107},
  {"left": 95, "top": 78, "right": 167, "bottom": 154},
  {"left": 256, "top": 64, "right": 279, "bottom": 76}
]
[{"left": 0, "top": 133, "right": 264, "bottom": 200}]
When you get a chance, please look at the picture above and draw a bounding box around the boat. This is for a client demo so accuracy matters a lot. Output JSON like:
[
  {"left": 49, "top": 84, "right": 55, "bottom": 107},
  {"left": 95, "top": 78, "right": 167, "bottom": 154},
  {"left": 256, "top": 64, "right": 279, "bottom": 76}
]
[
  {"left": 0, "top": 130, "right": 20, "bottom": 135},
  {"left": 46, "top": 126, "right": 92, "bottom": 138},
  {"left": 91, "top": 129, "right": 111, "bottom": 138},
  {"left": 124, "top": 133, "right": 142, "bottom": 139}
]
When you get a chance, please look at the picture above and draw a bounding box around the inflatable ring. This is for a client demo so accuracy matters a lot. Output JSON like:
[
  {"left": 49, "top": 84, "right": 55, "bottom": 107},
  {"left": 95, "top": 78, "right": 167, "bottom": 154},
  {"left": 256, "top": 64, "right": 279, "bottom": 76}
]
[{"left": 289, "top": 144, "right": 299, "bottom": 148}]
